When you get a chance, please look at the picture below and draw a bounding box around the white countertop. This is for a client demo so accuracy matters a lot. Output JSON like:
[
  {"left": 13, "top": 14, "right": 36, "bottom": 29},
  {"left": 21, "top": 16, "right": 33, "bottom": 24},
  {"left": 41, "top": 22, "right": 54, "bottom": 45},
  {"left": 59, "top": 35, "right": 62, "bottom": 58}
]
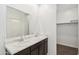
[{"left": 5, "top": 34, "right": 47, "bottom": 55}]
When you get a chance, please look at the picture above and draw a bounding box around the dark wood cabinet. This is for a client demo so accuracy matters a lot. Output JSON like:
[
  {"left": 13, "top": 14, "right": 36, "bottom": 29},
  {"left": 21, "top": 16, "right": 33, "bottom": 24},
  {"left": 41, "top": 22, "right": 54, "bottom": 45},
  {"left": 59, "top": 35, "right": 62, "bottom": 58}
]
[
  {"left": 31, "top": 48, "right": 38, "bottom": 55},
  {"left": 44, "top": 39, "right": 48, "bottom": 55},
  {"left": 14, "top": 38, "right": 48, "bottom": 55},
  {"left": 14, "top": 47, "right": 30, "bottom": 55},
  {"left": 38, "top": 44, "right": 44, "bottom": 55}
]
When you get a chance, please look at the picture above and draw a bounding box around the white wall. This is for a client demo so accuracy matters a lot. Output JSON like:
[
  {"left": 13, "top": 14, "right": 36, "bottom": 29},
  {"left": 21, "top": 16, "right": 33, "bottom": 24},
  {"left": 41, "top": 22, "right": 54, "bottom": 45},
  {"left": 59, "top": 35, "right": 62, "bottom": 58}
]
[
  {"left": 6, "top": 6, "right": 29, "bottom": 38},
  {"left": 78, "top": 4, "right": 79, "bottom": 54},
  {"left": 57, "top": 4, "right": 78, "bottom": 23},
  {"left": 28, "top": 5, "right": 41, "bottom": 34},
  {"left": 39, "top": 5, "right": 56, "bottom": 55},
  {"left": 0, "top": 5, "right": 6, "bottom": 55},
  {"left": 29, "top": 5, "right": 56, "bottom": 55}
]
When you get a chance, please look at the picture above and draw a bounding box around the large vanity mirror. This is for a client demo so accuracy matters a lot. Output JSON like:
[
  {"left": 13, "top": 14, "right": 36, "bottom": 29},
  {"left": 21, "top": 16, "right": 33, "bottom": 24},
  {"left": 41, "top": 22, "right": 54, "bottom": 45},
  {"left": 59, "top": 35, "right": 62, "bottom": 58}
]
[{"left": 6, "top": 6, "right": 29, "bottom": 39}]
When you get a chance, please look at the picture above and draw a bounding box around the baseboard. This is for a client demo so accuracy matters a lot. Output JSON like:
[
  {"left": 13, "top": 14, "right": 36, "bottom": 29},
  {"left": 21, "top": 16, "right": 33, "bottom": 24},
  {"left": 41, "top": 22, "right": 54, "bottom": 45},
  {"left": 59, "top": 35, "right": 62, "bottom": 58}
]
[
  {"left": 57, "top": 43, "right": 77, "bottom": 48},
  {"left": 57, "top": 44, "right": 78, "bottom": 49}
]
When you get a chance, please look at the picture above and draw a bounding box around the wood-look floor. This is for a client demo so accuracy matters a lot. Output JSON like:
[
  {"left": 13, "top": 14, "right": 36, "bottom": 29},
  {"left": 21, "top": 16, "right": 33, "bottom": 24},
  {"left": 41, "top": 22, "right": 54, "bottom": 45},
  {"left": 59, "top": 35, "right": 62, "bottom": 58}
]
[{"left": 57, "top": 44, "right": 78, "bottom": 55}]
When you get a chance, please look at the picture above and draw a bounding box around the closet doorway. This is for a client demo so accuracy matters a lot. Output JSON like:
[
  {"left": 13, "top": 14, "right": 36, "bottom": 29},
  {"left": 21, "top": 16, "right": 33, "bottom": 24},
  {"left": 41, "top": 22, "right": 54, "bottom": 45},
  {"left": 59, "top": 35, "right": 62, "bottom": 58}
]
[{"left": 56, "top": 4, "right": 78, "bottom": 55}]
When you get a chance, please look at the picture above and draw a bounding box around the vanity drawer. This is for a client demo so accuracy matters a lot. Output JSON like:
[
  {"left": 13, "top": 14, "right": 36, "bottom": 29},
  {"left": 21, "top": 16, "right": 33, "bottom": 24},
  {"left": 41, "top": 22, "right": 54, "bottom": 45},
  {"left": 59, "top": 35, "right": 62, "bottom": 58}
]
[{"left": 14, "top": 47, "right": 30, "bottom": 55}]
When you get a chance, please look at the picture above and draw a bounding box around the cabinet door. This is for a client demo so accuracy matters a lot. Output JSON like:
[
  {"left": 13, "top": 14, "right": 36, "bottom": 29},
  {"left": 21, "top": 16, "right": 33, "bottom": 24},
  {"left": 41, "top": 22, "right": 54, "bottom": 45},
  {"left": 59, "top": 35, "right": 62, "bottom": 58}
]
[
  {"left": 39, "top": 39, "right": 48, "bottom": 55},
  {"left": 30, "top": 42, "right": 40, "bottom": 55},
  {"left": 31, "top": 48, "right": 39, "bottom": 55},
  {"left": 39, "top": 44, "right": 44, "bottom": 55},
  {"left": 44, "top": 39, "right": 48, "bottom": 55}
]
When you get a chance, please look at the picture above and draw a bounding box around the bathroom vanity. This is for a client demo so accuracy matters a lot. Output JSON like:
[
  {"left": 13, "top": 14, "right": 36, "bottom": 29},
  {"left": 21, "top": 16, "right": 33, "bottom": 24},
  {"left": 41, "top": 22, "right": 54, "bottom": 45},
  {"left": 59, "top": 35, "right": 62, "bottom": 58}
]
[
  {"left": 15, "top": 38, "right": 48, "bottom": 55},
  {"left": 5, "top": 34, "right": 48, "bottom": 55}
]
